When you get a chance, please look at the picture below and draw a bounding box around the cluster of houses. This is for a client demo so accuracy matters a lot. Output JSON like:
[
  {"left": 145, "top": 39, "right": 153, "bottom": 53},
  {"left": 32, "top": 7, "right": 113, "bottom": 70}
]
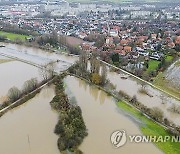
[{"left": 80, "top": 21, "right": 180, "bottom": 62}]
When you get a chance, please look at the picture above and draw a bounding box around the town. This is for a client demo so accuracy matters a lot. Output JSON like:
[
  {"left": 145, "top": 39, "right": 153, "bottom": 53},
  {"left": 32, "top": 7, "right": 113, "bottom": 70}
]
[
  {"left": 0, "top": 0, "right": 180, "bottom": 154},
  {"left": 1, "top": 0, "right": 179, "bottom": 82}
]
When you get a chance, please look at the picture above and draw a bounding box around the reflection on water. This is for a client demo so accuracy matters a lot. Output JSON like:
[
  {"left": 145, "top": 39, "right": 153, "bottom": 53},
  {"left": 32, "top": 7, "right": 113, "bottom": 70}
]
[
  {"left": 64, "top": 76, "right": 162, "bottom": 154},
  {"left": 0, "top": 43, "right": 78, "bottom": 72},
  {"left": 107, "top": 71, "right": 180, "bottom": 125},
  {"left": 0, "top": 85, "right": 60, "bottom": 154},
  {"left": 0, "top": 61, "right": 41, "bottom": 104}
]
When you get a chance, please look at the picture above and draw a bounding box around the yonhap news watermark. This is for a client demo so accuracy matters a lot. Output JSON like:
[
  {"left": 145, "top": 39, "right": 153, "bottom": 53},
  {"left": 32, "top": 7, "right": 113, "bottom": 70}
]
[{"left": 110, "top": 130, "right": 180, "bottom": 148}]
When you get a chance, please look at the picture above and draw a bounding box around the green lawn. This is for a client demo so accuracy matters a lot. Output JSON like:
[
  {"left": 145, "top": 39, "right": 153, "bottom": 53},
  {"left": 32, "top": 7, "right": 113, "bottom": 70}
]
[
  {"left": 165, "top": 55, "right": 173, "bottom": 62},
  {"left": 0, "top": 31, "right": 30, "bottom": 41},
  {"left": 117, "top": 101, "right": 180, "bottom": 154},
  {"left": 146, "top": 60, "right": 160, "bottom": 72}
]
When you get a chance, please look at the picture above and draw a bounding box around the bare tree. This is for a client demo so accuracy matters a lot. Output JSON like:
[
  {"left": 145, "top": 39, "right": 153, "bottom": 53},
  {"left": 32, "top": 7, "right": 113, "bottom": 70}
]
[
  {"left": 101, "top": 63, "right": 107, "bottom": 84},
  {"left": 150, "top": 107, "right": 164, "bottom": 122},
  {"left": 7, "top": 86, "right": 21, "bottom": 102},
  {"left": 79, "top": 50, "right": 88, "bottom": 71},
  {"left": 90, "top": 53, "right": 100, "bottom": 74},
  {"left": 22, "top": 78, "right": 38, "bottom": 94},
  {"left": 39, "top": 63, "right": 55, "bottom": 81}
]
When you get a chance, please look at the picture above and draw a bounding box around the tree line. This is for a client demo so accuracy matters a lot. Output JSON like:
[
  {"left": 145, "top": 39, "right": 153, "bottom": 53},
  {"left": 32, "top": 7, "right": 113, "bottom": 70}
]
[{"left": 50, "top": 74, "right": 87, "bottom": 153}]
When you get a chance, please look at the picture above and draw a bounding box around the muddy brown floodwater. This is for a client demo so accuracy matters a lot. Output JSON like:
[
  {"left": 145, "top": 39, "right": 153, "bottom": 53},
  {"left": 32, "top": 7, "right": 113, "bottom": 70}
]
[
  {"left": 0, "top": 61, "right": 41, "bottom": 104},
  {"left": 107, "top": 70, "right": 180, "bottom": 126},
  {"left": 64, "top": 76, "right": 162, "bottom": 154},
  {"left": 0, "top": 85, "right": 60, "bottom": 154}
]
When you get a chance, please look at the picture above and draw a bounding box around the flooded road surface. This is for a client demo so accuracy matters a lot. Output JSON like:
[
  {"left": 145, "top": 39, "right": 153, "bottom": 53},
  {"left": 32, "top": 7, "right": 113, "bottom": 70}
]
[
  {"left": 0, "top": 43, "right": 78, "bottom": 72},
  {"left": 0, "top": 85, "right": 60, "bottom": 154},
  {"left": 0, "top": 61, "right": 41, "bottom": 104},
  {"left": 107, "top": 70, "right": 180, "bottom": 125},
  {"left": 64, "top": 76, "right": 162, "bottom": 154}
]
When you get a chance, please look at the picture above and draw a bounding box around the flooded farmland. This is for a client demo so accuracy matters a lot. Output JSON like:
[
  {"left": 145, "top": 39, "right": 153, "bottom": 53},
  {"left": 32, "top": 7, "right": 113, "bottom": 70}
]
[
  {"left": 0, "top": 61, "right": 41, "bottom": 104},
  {"left": 107, "top": 70, "right": 180, "bottom": 125},
  {"left": 0, "top": 43, "right": 178, "bottom": 154},
  {"left": 0, "top": 43, "right": 78, "bottom": 72},
  {"left": 64, "top": 76, "right": 162, "bottom": 154},
  {"left": 0, "top": 85, "right": 60, "bottom": 154}
]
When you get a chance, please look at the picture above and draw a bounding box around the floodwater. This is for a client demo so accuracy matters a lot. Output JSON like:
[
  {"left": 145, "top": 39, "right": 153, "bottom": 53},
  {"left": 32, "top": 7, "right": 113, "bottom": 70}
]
[
  {"left": 0, "top": 85, "right": 60, "bottom": 154},
  {"left": 0, "top": 43, "right": 78, "bottom": 103},
  {"left": 0, "top": 42, "right": 178, "bottom": 153},
  {"left": 64, "top": 76, "right": 162, "bottom": 154},
  {"left": 0, "top": 43, "right": 79, "bottom": 154},
  {"left": 0, "top": 61, "right": 41, "bottom": 104},
  {"left": 0, "top": 43, "right": 78, "bottom": 72},
  {"left": 107, "top": 70, "right": 180, "bottom": 125}
]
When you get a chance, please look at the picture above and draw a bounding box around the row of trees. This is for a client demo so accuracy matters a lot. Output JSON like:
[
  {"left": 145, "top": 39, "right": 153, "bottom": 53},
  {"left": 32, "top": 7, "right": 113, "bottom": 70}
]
[
  {"left": 0, "top": 21, "right": 38, "bottom": 36},
  {"left": 69, "top": 51, "right": 108, "bottom": 86},
  {"left": 0, "top": 65, "right": 55, "bottom": 111},
  {"left": 0, "top": 77, "right": 38, "bottom": 111},
  {"left": 35, "top": 32, "right": 81, "bottom": 55},
  {"left": 7, "top": 78, "right": 38, "bottom": 102},
  {"left": 50, "top": 74, "right": 87, "bottom": 153},
  {"left": 118, "top": 91, "right": 180, "bottom": 135}
]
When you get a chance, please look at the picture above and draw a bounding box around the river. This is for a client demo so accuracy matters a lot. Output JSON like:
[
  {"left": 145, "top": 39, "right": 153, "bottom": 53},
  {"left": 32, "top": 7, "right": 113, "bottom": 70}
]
[
  {"left": 0, "top": 85, "right": 60, "bottom": 154},
  {"left": 0, "top": 61, "right": 41, "bottom": 104},
  {"left": 64, "top": 76, "right": 162, "bottom": 154},
  {"left": 107, "top": 70, "right": 180, "bottom": 125},
  {"left": 0, "top": 43, "right": 78, "bottom": 72},
  {"left": 0, "top": 43, "right": 178, "bottom": 153}
]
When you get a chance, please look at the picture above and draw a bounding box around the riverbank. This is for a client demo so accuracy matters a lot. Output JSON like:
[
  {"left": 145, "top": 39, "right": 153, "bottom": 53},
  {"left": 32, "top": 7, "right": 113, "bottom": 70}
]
[
  {"left": 101, "top": 60, "right": 180, "bottom": 101},
  {"left": 117, "top": 101, "right": 180, "bottom": 154},
  {"left": 154, "top": 72, "right": 180, "bottom": 99},
  {"left": 68, "top": 71, "right": 180, "bottom": 154}
]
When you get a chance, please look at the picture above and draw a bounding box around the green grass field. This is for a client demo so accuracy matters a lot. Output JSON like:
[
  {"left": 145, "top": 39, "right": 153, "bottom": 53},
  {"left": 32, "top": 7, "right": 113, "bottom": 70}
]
[
  {"left": 165, "top": 55, "right": 173, "bottom": 62},
  {"left": 146, "top": 60, "right": 160, "bottom": 73},
  {"left": 0, "top": 31, "right": 30, "bottom": 41},
  {"left": 117, "top": 101, "right": 180, "bottom": 154}
]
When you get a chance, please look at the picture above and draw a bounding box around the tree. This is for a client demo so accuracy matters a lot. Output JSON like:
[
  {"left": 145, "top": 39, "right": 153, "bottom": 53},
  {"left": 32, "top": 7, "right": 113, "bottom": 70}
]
[
  {"left": 130, "top": 95, "right": 137, "bottom": 104},
  {"left": 90, "top": 53, "right": 100, "bottom": 74},
  {"left": 91, "top": 73, "right": 102, "bottom": 85},
  {"left": 39, "top": 63, "right": 55, "bottom": 81},
  {"left": 150, "top": 107, "right": 164, "bottom": 122},
  {"left": 111, "top": 53, "right": 119, "bottom": 64},
  {"left": 7, "top": 86, "right": 21, "bottom": 102},
  {"left": 79, "top": 50, "right": 88, "bottom": 72},
  {"left": 101, "top": 63, "right": 107, "bottom": 85},
  {"left": 94, "top": 35, "right": 105, "bottom": 48},
  {"left": 22, "top": 78, "right": 38, "bottom": 94}
]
